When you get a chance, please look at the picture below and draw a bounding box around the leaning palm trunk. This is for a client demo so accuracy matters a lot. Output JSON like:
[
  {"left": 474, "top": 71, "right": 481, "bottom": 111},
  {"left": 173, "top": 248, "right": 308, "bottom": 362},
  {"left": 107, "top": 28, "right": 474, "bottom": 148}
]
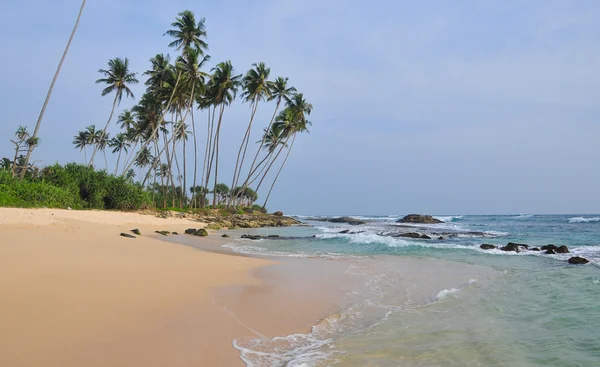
[
  {"left": 122, "top": 70, "right": 182, "bottom": 175},
  {"left": 121, "top": 137, "right": 140, "bottom": 175},
  {"left": 229, "top": 100, "right": 259, "bottom": 206},
  {"left": 262, "top": 134, "right": 296, "bottom": 209},
  {"left": 114, "top": 149, "right": 122, "bottom": 175},
  {"left": 21, "top": 0, "right": 86, "bottom": 179},
  {"left": 89, "top": 93, "right": 118, "bottom": 167},
  {"left": 203, "top": 105, "right": 218, "bottom": 206},
  {"left": 254, "top": 134, "right": 292, "bottom": 194}
]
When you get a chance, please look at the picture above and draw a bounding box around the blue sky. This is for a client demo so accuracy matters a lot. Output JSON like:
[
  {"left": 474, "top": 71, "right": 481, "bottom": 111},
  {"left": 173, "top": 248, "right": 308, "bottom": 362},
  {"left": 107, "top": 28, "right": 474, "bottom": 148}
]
[{"left": 1, "top": 0, "right": 599, "bottom": 215}]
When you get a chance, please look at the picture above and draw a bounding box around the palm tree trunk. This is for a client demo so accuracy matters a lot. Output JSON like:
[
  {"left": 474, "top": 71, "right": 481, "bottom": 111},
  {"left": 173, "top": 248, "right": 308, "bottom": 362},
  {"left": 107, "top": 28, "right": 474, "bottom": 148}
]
[
  {"left": 255, "top": 134, "right": 291, "bottom": 193},
  {"left": 114, "top": 150, "right": 122, "bottom": 175},
  {"left": 121, "top": 137, "right": 139, "bottom": 175},
  {"left": 263, "top": 134, "right": 296, "bottom": 209},
  {"left": 83, "top": 147, "right": 87, "bottom": 164},
  {"left": 103, "top": 150, "right": 108, "bottom": 171},
  {"left": 21, "top": 0, "right": 86, "bottom": 179},
  {"left": 182, "top": 130, "right": 187, "bottom": 208},
  {"left": 230, "top": 100, "right": 258, "bottom": 205},
  {"left": 89, "top": 93, "right": 118, "bottom": 167},
  {"left": 204, "top": 105, "right": 218, "bottom": 206},
  {"left": 187, "top": 82, "right": 196, "bottom": 209},
  {"left": 212, "top": 104, "right": 225, "bottom": 207}
]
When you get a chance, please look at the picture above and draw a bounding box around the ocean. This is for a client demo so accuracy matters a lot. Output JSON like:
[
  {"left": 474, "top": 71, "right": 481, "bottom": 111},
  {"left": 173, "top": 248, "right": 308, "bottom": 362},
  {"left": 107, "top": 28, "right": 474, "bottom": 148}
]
[{"left": 221, "top": 214, "right": 600, "bottom": 366}]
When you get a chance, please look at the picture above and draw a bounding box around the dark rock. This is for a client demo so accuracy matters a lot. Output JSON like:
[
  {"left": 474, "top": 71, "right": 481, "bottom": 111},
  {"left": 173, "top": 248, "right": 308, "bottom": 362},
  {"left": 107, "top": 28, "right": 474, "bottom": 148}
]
[
  {"left": 420, "top": 234, "right": 432, "bottom": 239},
  {"left": 545, "top": 249, "right": 556, "bottom": 254},
  {"left": 568, "top": 256, "right": 589, "bottom": 265},
  {"left": 273, "top": 211, "right": 284, "bottom": 216},
  {"left": 221, "top": 234, "right": 230, "bottom": 238},
  {"left": 397, "top": 214, "right": 443, "bottom": 224},
  {"left": 556, "top": 245, "right": 570, "bottom": 254},
  {"left": 328, "top": 217, "right": 367, "bottom": 225},
  {"left": 267, "top": 235, "right": 280, "bottom": 238},
  {"left": 438, "top": 236, "right": 445, "bottom": 240},
  {"left": 349, "top": 231, "right": 365, "bottom": 234},
  {"left": 196, "top": 229, "right": 208, "bottom": 237},
  {"left": 399, "top": 232, "right": 424, "bottom": 239},
  {"left": 185, "top": 228, "right": 197, "bottom": 234},
  {"left": 339, "top": 230, "right": 350, "bottom": 234},
  {"left": 541, "top": 245, "right": 557, "bottom": 251},
  {"left": 500, "top": 243, "right": 521, "bottom": 252},
  {"left": 155, "top": 230, "right": 170, "bottom": 236},
  {"left": 507, "top": 242, "right": 529, "bottom": 249},
  {"left": 480, "top": 244, "right": 496, "bottom": 250},
  {"left": 172, "top": 232, "right": 178, "bottom": 235},
  {"left": 120, "top": 233, "right": 136, "bottom": 238},
  {"left": 531, "top": 248, "right": 540, "bottom": 251},
  {"left": 131, "top": 229, "right": 141, "bottom": 235}
]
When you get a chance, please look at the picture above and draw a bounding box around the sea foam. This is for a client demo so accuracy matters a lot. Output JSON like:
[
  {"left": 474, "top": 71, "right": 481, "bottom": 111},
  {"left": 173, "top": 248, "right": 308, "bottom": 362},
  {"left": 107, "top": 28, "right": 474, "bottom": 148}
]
[{"left": 569, "top": 217, "right": 600, "bottom": 223}]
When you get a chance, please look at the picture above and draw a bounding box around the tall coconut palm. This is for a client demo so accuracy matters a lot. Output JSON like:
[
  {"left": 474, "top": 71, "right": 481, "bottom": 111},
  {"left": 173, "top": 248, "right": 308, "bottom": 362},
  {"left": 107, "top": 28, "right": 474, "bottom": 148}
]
[
  {"left": 84, "top": 125, "right": 99, "bottom": 166},
  {"left": 178, "top": 47, "right": 210, "bottom": 207},
  {"left": 164, "top": 10, "right": 208, "bottom": 51},
  {"left": 230, "top": 62, "right": 272, "bottom": 203},
  {"left": 117, "top": 109, "right": 135, "bottom": 131},
  {"left": 125, "top": 10, "right": 207, "bottom": 176},
  {"left": 174, "top": 120, "right": 191, "bottom": 206},
  {"left": 204, "top": 61, "right": 242, "bottom": 207},
  {"left": 134, "top": 146, "right": 152, "bottom": 180},
  {"left": 89, "top": 57, "right": 138, "bottom": 167},
  {"left": 73, "top": 130, "right": 89, "bottom": 162},
  {"left": 109, "top": 133, "right": 130, "bottom": 175},
  {"left": 21, "top": 0, "right": 87, "bottom": 179},
  {"left": 239, "top": 77, "right": 296, "bottom": 203},
  {"left": 261, "top": 96, "right": 312, "bottom": 209}
]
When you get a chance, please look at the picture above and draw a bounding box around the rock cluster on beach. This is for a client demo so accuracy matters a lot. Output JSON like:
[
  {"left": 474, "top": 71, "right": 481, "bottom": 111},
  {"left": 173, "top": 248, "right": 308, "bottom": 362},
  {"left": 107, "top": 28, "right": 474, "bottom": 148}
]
[
  {"left": 185, "top": 228, "right": 208, "bottom": 236},
  {"left": 479, "top": 242, "right": 590, "bottom": 264},
  {"left": 397, "top": 214, "right": 443, "bottom": 224}
]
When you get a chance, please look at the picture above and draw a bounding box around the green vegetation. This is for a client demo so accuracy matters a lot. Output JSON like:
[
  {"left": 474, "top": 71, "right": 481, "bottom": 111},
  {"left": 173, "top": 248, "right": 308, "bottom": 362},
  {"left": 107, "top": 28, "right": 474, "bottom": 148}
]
[
  {"left": 0, "top": 163, "right": 150, "bottom": 210},
  {"left": 8, "top": 8, "right": 313, "bottom": 212}
]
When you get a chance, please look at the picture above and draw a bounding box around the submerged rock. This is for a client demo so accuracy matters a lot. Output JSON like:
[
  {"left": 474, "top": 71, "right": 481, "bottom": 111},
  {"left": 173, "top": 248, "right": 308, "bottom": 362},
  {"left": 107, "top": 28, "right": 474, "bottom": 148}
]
[
  {"left": 500, "top": 243, "right": 521, "bottom": 252},
  {"left": 545, "top": 249, "right": 556, "bottom": 254},
  {"left": 241, "top": 234, "right": 263, "bottom": 240},
  {"left": 397, "top": 214, "right": 443, "bottom": 224},
  {"left": 556, "top": 245, "right": 570, "bottom": 254},
  {"left": 480, "top": 244, "right": 496, "bottom": 250},
  {"left": 221, "top": 234, "right": 230, "bottom": 238},
  {"left": 120, "top": 233, "right": 136, "bottom": 239},
  {"left": 328, "top": 217, "right": 367, "bottom": 225},
  {"left": 531, "top": 248, "right": 540, "bottom": 251},
  {"left": 541, "top": 245, "right": 557, "bottom": 252},
  {"left": 568, "top": 256, "right": 589, "bottom": 264},
  {"left": 339, "top": 230, "right": 350, "bottom": 234},
  {"left": 398, "top": 232, "right": 424, "bottom": 239},
  {"left": 420, "top": 234, "right": 432, "bottom": 239},
  {"left": 507, "top": 242, "right": 529, "bottom": 249},
  {"left": 131, "top": 229, "right": 141, "bottom": 235}
]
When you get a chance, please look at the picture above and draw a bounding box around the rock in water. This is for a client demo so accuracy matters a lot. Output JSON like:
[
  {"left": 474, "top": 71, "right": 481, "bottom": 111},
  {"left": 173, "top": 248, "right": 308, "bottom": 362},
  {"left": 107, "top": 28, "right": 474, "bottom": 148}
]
[
  {"left": 556, "top": 245, "right": 570, "bottom": 254},
  {"left": 545, "top": 249, "right": 556, "bottom": 254},
  {"left": 531, "top": 248, "right": 540, "bottom": 251},
  {"left": 568, "top": 256, "right": 589, "bottom": 265},
  {"left": 120, "top": 233, "right": 136, "bottom": 238},
  {"left": 397, "top": 214, "right": 443, "bottom": 224},
  {"left": 221, "top": 234, "right": 230, "bottom": 238},
  {"left": 131, "top": 229, "right": 141, "bottom": 235},
  {"left": 541, "top": 245, "right": 557, "bottom": 252},
  {"left": 500, "top": 243, "right": 521, "bottom": 252},
  {"left": 339, "top": 230, "right": 350, "bottom": 234},
  {"left": 480, "top": 244, "right": 496, "bottom": 250},
  {"left": 420, "top": 234, "right": 432, "bottom": 239},
  {"left": 185, "top": 228, "right": 197, "bottom": 234},
  {"left": 507, "top": 242, "right": 529, "bottom": 249},
  {"left": 196, "top": 229, "right": 208, "bottom": 237},
  {"left": 399, "top": 232, "right": 424, "bottom": 239}
]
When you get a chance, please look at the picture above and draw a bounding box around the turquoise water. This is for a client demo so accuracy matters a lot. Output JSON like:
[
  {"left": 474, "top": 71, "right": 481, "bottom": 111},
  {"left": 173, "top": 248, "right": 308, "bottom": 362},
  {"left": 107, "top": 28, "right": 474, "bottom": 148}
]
[{"left": 226, "top": 215, "right": 600, "bottom": 366}]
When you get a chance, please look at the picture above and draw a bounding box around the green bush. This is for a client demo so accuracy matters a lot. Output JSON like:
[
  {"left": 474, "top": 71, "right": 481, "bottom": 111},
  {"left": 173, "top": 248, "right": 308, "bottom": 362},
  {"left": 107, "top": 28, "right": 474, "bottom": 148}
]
[{"left": 0, "top": 164, "right": 151, "bottom": 210}]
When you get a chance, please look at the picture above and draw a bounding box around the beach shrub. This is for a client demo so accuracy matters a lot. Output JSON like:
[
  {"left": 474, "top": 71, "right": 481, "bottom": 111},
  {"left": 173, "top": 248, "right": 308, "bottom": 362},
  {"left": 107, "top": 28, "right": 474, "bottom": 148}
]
[{"left": 0, "top": 164, "right": 151, "bottom": 210}]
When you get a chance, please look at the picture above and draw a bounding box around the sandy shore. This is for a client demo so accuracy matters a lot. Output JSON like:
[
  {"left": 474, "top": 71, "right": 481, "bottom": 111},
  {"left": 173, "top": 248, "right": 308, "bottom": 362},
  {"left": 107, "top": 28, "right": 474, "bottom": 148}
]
[{"left": 0, "top": 208, "right": 286, "bottom": 366}]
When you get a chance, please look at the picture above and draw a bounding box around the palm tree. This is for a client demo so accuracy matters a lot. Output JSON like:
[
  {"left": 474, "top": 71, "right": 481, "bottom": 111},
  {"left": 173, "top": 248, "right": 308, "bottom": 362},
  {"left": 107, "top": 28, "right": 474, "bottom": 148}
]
[
  {"left": 164, "top": 10, "right": 208, "bottom": 51},
  {"left": 21, "top": 0, "right": 87, "bottom": 179},
  {"left": 84, "top": 125, "right": 99, "bottom": 166},
  {"left": 73, "top": 130, "right": 90, "bottom": 162},
  {"left": 230, "top": 62, "right": 272, "bottom": 204},
  {"left": 89, "top": 57, "right": 138, "bottom": 167},
  {"left": 204, "top": 61, "right": 242, "bottom": 207},
  {"left": 109, "top": 133, "right": 130, "bottom": 175},
  {"left": 178, "top": 46, "right": 210, "bottom": 208},
  {"left": 174, "top": 120, "right": 190, "bottom": 206},
  {"left": 134, "top": 146, "right": 152, "bottom": 180},
  {"left": 117, "top": 109, "right": 135, "bottom": 131},
  {"left": 124, "top": 10, "right": 208, "bottom": 177},
  {"left": 97, "top": 132, "right": 110, "bottom": 171},
  {"left": 239, "top": 77, "right": 296, "bottom": 203},
  {"left": 212, "top": 183, "right": 230, "bottom": 206},
  {"left": 261, "top": 96, "right": 313, "bottom": 208}
]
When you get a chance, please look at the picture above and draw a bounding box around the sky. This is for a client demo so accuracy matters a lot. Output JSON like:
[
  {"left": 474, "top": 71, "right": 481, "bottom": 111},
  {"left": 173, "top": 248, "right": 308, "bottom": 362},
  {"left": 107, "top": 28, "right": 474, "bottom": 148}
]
[{"left": 1, "top": 0, "right": 600, "bottom": 215}]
